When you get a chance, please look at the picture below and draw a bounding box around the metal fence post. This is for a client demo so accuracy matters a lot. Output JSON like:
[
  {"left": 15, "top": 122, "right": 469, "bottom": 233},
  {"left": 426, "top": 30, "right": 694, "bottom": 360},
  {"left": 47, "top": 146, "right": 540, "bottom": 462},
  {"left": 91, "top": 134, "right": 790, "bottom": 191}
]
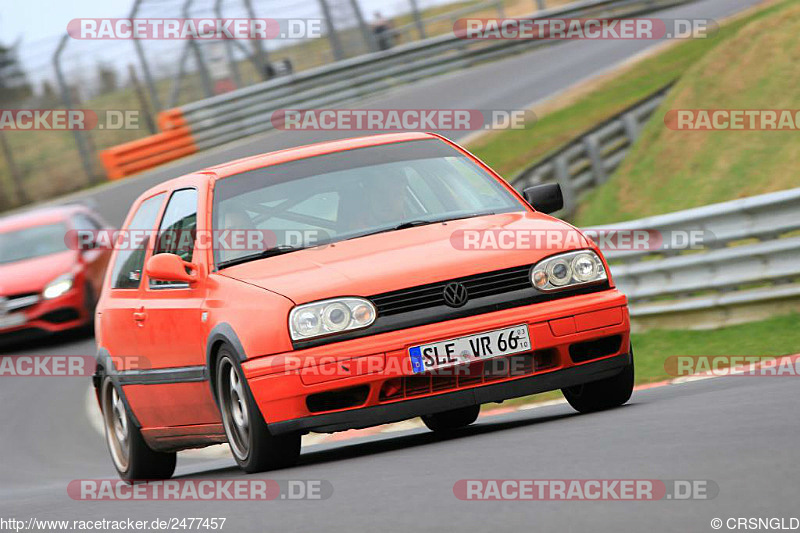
[
  {"left": 409, "top": 0, "right": 427, "bottom": 39},
  {"left": 622, "top": 111, "right": 640, "bottom": 143},
  {"left": 495, "top": 0, "right": 506, "bottom": 18},
  {"left": 129, "top": 0, "right": 162, "bottom": 113},
  {"left": 184, "top": 0, "right": 214, "bottom": 98},
  {"left": 129, "top": 64, "right": 156, "bottom": 134},
  {"left": 243, "top": 0, "right": 271, "bottom": 79},
  {"left": 318, "top": 0, "right": 346, "bottom": 61},
  {"left": 584, "top": 133, "right": 607, "bottom": 185},
  {"left": 168, "top": 43, "right": 193, "bottom": 108},
  {"left": 350, "top": 0, "right": 378, "bottom": 53},
  {"left": 216, "top": 0, "right": 243, "bottom": 88},
  {"left": 52, "top": 35, "right": 100, "bottom": 185}
]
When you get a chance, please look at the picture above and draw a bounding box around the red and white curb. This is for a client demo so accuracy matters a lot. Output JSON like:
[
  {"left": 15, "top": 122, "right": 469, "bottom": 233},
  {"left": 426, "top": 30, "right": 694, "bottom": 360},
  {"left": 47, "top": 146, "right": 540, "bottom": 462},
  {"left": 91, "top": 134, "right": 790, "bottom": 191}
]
[{"left": 86, "top": 354, "right": 800, "bottom": 460}]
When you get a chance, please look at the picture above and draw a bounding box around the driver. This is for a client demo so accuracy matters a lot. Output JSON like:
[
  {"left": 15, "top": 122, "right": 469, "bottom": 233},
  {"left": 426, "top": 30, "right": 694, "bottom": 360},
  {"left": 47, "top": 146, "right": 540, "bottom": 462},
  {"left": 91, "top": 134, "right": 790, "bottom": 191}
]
[
  {"left": 358, "top": 169, "right": 410, "bottom": 228},
  {"left": 217, "top": 204, "right": 256, "bottom": 263}
]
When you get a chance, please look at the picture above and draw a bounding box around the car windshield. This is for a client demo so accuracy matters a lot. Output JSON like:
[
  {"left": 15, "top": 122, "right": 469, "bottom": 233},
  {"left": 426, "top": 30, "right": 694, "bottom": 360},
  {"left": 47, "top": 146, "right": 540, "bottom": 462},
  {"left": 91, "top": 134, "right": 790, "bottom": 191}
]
[
  {"left": 0, "top": 222, "right": 69, "bottom": 265},
  {"left": 212, "top": 139, "right": 524, "bottom": 267}
]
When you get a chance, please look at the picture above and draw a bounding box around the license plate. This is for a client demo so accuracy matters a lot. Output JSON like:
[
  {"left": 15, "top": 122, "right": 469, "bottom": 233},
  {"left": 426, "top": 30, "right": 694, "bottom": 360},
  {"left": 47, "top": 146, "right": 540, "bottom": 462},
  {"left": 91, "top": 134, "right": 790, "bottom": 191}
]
[
  {"left": 0, "top": 313, "right": 26, "bottom": 330},
  {"left": 408, "top": 324, "right": 531, "bottom": 374}
]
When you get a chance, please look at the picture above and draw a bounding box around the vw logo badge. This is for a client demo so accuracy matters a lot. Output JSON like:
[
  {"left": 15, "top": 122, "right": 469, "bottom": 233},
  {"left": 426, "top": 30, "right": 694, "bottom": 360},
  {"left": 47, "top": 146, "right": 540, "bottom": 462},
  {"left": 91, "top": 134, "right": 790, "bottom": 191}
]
[{"left": 442, "top": 282, "right": 469, "bottom": 308}]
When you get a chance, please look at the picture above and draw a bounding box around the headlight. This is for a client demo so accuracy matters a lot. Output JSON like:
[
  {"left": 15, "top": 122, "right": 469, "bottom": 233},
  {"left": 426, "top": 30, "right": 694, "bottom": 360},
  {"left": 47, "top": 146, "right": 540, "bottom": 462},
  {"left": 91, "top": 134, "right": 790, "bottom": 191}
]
[
  {"left": 43, "top": 273, "right": 74, "bottom": 299},
  {"left": 289, "top": 297, "right": 377, "bottom": 341},
  {"left": 530, "top": 250, "right": 607, "bottom": 291}
]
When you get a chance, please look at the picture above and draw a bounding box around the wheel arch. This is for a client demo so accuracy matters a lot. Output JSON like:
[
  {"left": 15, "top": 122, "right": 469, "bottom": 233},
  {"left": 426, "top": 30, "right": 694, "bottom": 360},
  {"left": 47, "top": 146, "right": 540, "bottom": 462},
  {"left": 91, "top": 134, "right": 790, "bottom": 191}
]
[
  {"left": 93, "top": 347, "right": 142, "bottom": 428},
  {"left": 206, "top": 323, "right": 248, "bottom": 404}
]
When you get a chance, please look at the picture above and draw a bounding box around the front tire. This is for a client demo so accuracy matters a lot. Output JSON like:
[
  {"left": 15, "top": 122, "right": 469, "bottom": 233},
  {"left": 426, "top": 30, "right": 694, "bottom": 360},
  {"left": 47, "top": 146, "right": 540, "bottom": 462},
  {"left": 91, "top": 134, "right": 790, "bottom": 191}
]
[
  {"left": 562, "top": 352, "right": 634, "bottom": 414},
  {"left": 215, "top": 350, "right": 300, "bottom": 473},
  {"left": 422, "top": 405, "right": 481, "bottom": 432},
  {"left": 100, "top": 375, "right": 176, "bottom": 482}
]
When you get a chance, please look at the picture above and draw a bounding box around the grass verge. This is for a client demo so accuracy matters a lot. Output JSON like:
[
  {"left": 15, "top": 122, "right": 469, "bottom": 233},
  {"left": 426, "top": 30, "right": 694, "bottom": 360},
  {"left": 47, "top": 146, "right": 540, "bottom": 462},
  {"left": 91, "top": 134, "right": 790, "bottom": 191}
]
[
  {"left": 574, "top": 0, "right": 800, "bottom": 224},
  {"left": 467, "top": 0, "right": 792, "bottom": 181}
]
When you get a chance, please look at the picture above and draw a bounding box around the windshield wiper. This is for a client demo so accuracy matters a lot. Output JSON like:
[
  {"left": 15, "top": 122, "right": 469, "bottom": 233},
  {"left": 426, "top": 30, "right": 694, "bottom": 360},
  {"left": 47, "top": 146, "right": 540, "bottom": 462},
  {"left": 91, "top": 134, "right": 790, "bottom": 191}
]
[
  {"left": 217, "top": 245, "right": 302, "bottom": 269},
  {"left": 351, "top": 212, "right": 496, "bottom": 240},
  {"left": 393, "top": 219, "right": 439, "bottom": 230}
]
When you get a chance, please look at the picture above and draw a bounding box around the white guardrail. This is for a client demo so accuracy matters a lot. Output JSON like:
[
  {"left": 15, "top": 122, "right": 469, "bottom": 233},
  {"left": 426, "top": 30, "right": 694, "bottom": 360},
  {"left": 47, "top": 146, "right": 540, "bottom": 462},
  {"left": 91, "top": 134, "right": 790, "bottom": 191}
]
[
  {"left": 587, "top": 188, "right": 800, "bottom": 327},
  {"left": 172, "top": 0, "right": 693, "bottom": 151}
]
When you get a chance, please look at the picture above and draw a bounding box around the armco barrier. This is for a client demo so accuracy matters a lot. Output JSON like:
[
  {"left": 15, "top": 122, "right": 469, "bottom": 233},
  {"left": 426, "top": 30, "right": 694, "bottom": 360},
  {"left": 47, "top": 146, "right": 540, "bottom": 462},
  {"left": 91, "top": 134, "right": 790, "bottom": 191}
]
[
  {"left": 97, "top": 0, "right": 691, "bottom": 180},
  {"left": 594, "top": 188, "right": 800, "bottom": 329},
  {"left": 157, "top": 0, "right": 691, "bottom": 162},
  {"left": 99, "top": 110, "right": 196, "bottom": 180},
  {"left": 511, "top": 83, "right": 673, "bottom": 217}
]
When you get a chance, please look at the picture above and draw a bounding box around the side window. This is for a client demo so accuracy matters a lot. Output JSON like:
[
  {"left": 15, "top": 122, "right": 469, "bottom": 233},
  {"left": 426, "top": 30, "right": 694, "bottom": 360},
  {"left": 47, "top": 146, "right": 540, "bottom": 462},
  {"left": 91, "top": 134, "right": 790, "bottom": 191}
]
[
  {"left": 150, "top": 189, "right": 198, "bottom": 288},
  {"left": 71, "top": 213, "right": 102, "bottom": 231},
  {"left": 71, "top": 214, "right": 103, "bottom": 250},
  {"left": 110, "top": 194, "right": 165, "bottom": 289}
]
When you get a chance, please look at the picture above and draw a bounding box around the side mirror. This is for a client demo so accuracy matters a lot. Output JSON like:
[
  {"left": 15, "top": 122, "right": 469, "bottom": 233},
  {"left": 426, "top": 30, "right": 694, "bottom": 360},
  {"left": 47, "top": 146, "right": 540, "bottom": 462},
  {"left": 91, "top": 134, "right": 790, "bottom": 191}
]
[
  {"left": 146, "top": 253, "right": 198, "bottom": 284},
  {"left": 523, "top": 184, "right": 563, "bottom": 214}
]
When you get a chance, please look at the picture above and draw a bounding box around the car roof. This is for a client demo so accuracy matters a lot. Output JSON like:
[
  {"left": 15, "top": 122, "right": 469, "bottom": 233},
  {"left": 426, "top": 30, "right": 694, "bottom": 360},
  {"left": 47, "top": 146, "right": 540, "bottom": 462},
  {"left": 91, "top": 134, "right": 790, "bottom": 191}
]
[{"left": 0, "top": 204, "right": 90, "bottom": 232}]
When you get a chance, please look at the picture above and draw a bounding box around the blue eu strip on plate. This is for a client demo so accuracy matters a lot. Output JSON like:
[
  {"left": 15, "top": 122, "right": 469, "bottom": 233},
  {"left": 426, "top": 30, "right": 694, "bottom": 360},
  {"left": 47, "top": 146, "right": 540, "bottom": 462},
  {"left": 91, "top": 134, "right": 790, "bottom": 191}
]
[{"left": 408, "top": 346, "right": 424, "bottom": 374}]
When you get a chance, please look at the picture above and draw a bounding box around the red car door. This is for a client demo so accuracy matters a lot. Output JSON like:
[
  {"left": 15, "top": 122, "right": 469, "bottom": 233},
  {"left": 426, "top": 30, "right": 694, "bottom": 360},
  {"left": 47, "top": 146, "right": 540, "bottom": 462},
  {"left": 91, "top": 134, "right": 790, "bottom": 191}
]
[
  {"left": 129, "top": 186, "right": 221, "bottom": 430},
  {"left": 98, "top": 193, "right": 165, "bottom": 374}
]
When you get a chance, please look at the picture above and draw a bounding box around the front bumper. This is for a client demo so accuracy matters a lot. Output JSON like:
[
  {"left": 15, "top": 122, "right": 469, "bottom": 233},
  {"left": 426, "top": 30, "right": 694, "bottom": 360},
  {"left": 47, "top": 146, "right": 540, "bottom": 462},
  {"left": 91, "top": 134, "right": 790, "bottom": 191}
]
[
  {"left": 271, "top": 351, "right": 631, "bottom": 435},
  {"left": 0, "top": 287, "right": 89, "bottom": 338},
  {"left": 243, "top": 289, "right": 631, "bottom": 435}
]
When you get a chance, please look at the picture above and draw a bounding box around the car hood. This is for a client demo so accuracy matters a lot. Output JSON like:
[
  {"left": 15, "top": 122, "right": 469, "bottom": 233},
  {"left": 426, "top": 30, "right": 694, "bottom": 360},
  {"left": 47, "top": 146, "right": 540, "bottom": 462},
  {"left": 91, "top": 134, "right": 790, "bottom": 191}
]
[
  {"left": 0, "top": 250, "right": 77, "bottom": 296},
  {"left": 220, "top": 211, "right": 592, "bottom": 304}
]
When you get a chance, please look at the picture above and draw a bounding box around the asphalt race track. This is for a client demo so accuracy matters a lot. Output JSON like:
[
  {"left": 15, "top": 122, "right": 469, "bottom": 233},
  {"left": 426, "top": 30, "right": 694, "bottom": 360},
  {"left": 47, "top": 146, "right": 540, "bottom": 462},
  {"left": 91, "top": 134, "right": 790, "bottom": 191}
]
[
  {"left": 1, "top": 337, "right": 798, "bottom": 531},
  {"left": 2, "top": 0, "right": 792, "bottom": 530}
]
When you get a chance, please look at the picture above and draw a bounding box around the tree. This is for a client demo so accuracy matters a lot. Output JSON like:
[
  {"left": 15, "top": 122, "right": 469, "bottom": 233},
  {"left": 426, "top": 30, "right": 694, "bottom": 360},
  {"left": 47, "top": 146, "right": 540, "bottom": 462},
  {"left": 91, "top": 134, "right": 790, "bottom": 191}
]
[{"left": 0, "top": 40, "right": 32, "bottom": 104}]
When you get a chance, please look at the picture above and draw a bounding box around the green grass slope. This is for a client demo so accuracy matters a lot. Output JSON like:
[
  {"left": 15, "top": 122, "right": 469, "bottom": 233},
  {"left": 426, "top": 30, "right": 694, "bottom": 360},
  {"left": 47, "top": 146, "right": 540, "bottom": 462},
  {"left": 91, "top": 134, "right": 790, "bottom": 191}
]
[{"left": 575, "top": 0, "right": 800, "bottom": 225}]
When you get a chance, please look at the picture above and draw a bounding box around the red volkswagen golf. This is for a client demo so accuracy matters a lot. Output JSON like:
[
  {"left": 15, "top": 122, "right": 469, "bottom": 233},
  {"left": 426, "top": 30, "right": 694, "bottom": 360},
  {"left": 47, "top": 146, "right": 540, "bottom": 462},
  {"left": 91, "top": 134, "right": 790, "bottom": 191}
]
[{"left": 94, "top": 132, "right": 633, "bottom": 481}]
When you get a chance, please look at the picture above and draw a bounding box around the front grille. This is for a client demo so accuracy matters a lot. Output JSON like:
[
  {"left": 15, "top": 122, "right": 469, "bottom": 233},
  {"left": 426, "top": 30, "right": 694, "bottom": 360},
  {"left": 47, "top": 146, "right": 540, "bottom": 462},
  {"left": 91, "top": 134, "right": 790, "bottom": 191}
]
[
  {"left": 3, "top": 292, "right": 41, "bottom": 313},
  {"left": 370, "top": 264, "right": 532, "bottom": 316},
  {"left": 379, "top": 349, "right": 558, "bottom": 402}
]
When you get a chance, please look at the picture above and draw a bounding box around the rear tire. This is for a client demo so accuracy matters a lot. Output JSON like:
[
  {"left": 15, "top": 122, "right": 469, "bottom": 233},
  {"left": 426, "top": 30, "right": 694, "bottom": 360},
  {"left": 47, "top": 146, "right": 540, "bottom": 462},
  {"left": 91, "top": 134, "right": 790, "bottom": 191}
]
[
  {"left": 215, "top": 349, "right": 301, "bottom": 473},
  {"left": 562, "top": 351, "right": 634, "bottom": 414},
  {"left": 100, "top": 375, "right": 176, "bottom": 482},
  {"left": 422, "top": 405, "right": 480, "bottom": 432}
]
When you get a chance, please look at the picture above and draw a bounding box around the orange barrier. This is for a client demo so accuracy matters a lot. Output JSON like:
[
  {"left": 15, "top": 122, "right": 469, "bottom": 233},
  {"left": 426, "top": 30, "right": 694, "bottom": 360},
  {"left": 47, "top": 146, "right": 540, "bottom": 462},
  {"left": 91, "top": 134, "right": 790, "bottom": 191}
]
[{"left": 99, "top": 109, "right": 196, "bottom": 180}]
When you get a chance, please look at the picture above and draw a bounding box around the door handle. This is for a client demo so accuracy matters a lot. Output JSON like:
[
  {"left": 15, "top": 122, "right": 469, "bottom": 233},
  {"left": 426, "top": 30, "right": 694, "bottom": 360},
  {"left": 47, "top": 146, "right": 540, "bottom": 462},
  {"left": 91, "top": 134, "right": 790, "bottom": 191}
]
[{"left": 133, "top": 309, "right": 147, "bottom": 322}]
